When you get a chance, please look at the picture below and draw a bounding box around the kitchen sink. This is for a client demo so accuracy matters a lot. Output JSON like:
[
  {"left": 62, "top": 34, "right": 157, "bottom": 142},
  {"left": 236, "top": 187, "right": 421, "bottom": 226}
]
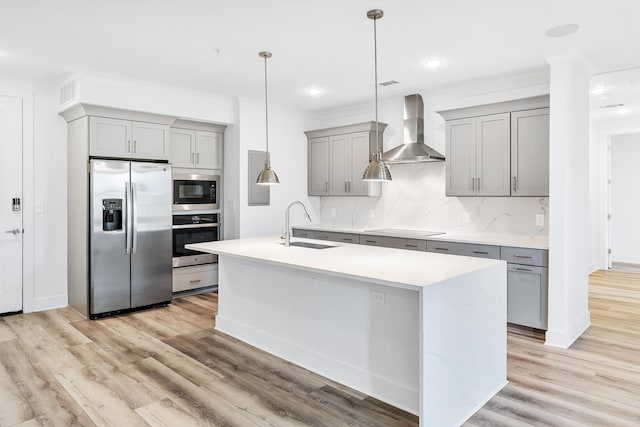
[{"left": 288, "top": 241, "right": 336, "bottom": 249}]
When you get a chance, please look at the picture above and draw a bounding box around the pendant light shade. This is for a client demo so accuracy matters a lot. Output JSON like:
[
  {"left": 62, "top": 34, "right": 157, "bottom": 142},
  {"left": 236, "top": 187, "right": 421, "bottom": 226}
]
[
  {"left": 256, "top": 51, "right": 280, "bottom": 185},
  {"left": 362, "top": 9, "right": 392, "bottom": 182},
  {"left": 363, "top": 151, "right": 392, "bottom": 181}
]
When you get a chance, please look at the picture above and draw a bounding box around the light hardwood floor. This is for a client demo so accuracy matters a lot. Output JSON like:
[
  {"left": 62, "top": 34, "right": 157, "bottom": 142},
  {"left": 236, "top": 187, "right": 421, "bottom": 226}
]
[{"left": 1, "top": 269, "right": 639, "bottom": 426}]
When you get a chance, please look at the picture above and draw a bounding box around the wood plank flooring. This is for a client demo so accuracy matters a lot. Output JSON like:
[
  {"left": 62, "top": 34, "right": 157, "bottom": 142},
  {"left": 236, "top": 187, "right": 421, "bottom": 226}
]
[{"left": 1, "top": 269, "right": 639, "bottom": 426}]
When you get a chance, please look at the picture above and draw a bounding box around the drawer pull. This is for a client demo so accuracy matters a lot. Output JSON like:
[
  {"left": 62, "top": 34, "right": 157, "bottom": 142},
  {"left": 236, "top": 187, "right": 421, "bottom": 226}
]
[
  {"left": 472, "top": 251, "right": 489, "bottom": 255},
  {"left": 364, "top": 240, "right": 377, "bottom": 244},
  {"left": 514, "top": 255, "right": 533, "bottom": 259},
  {"left": 405, "top": 244, "right": 418, "bottom": 248},
  {"left": 189, "top": 279, "right": 201, "bottom": 283},
  {"left": 434, "top": 247, "right": 449, "bottom": 251},
  {"left": 343, "top": 238, "right": 353, "bottom": 242},
  {"left": 515, "top": 268, "right": 532, "bottom": 272}
]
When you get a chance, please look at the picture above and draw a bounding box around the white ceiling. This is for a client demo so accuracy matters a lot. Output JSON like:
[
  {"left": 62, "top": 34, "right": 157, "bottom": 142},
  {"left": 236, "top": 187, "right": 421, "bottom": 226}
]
[{"left": 1, "top": 0, "right": 640, "bottom": 113}]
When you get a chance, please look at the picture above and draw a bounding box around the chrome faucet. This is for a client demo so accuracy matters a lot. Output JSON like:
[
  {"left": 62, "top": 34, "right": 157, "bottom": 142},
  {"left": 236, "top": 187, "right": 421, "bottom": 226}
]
[{"left": 283, "top": 201, "right": 312, "bottom": 246}]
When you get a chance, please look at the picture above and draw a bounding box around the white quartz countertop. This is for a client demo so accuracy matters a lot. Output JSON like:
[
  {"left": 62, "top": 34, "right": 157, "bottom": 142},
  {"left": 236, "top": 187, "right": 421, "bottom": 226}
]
[
  {"left": 187, "top": 236, "right": 504, "bottom": 291},
  {"left": 293, "top": 224, "right": 549, "bottom": 250}
]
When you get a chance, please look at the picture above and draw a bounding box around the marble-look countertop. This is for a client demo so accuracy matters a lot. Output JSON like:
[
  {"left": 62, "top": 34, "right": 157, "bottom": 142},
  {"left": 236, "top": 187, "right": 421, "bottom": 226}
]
[
  {"left": 293, "top": 224, "right": 549, "bottom": 250},
  {"left": 187, "top": 236, "right": 504, "bottom": 291}
]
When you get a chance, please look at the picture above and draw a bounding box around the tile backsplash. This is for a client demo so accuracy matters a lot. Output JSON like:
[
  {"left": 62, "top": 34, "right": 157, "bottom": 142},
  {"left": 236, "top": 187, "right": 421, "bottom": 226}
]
[{"left": 317, "top": 162, "right": 548, "bottom": 237}]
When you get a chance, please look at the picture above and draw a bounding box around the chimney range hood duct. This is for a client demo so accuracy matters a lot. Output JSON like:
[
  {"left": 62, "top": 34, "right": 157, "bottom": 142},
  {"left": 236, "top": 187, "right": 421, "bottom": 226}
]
[{"left": 382, "top": 94, "right": 445, "bottom": 163}]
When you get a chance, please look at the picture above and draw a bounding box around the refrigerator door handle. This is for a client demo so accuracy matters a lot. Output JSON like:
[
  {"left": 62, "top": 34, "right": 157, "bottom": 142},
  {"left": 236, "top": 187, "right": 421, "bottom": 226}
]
[
  {"left": 132, "top": 182, "right": 138, "bottom": 254},
  {"left": 125, "top": 182, "right": 131, "bottom": 254}
]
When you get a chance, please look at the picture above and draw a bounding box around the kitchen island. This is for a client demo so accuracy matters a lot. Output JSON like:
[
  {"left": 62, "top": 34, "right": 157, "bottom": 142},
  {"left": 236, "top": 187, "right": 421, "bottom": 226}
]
[{"left": 187, "top": 236, "right": 507, "bottom": 427}]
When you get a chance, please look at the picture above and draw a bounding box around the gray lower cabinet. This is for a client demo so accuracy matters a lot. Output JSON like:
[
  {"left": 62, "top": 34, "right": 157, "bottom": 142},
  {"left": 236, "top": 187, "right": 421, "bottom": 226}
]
[
  {"left": 506, "top": 264, "right": 548, "bottom": 329},
  {"left": 292, "top": 228, "right": 315, "bottom": 239},
  {"left": 360, "top": 235, "right": 427, "bottom": 251},
  {"left": 501, "top": 246, "right": 548, "bottom": 329},
  {"left": 426, "top": 240, "right": 501, "bottom": 259},
  {"left": 314, "top": 231, "right": 360, "bottom": 244}
]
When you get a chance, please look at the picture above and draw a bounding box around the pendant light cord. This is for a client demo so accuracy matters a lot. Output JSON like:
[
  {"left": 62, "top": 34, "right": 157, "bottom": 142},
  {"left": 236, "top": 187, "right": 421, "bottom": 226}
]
[
  {"left": 264, "top": 55, "right": 269, "bottom": 155},
  {"left": 373, "top": 14, "right": 379, "bottom": 156}
]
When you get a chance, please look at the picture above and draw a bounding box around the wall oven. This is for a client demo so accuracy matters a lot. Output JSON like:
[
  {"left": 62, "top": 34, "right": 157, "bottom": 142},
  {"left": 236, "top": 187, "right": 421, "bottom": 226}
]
[
  {"left": 172, "top": 213, "right": 219, "bottom": 267},
  {"left": 173, "top": 173, "right": 219, "bottom": 211}
]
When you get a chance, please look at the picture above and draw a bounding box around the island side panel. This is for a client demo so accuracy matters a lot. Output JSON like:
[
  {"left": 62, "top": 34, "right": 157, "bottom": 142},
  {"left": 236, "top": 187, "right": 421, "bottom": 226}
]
[
  {"left": 419, "top": 262, "right": 507, "bottom": 427},
  {"left": 217, "top": 255, "right": 421, "bottom": 414}
]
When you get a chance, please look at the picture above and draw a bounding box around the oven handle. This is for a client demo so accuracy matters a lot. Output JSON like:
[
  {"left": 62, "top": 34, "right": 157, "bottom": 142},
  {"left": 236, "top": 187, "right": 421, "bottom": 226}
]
[{"left": 172, "top": 223, "right": 220, "bottom": 229}]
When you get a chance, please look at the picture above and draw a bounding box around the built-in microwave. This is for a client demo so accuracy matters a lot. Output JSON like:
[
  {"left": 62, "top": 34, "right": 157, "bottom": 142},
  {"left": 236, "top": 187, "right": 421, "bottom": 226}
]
[{"left": 172, "top": 173, "right": 219, "bottom": 211}]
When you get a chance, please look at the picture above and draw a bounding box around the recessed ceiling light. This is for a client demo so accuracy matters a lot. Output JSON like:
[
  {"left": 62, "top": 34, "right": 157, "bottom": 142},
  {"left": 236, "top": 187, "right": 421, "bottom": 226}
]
[
  {"left": 618, "top": 108, "right": 628, "bottom": 115},
  {"left": 545, "top": 24, "right": 580, "bottom": 38},
  {"left": 424, "top": 59, "right": 442, "bottom": 68},
  {"left": 592, "top": 85, "right": 608, "bottom": 95},
  {"left": 306, "top": 88, "right": 322, "bottom": 96}
]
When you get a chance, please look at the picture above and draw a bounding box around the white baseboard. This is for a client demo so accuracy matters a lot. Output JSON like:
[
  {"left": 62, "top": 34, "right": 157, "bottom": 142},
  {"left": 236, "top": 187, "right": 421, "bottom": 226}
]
[{"left": 544, "top": 311, "right": 591, "bottom": 348}]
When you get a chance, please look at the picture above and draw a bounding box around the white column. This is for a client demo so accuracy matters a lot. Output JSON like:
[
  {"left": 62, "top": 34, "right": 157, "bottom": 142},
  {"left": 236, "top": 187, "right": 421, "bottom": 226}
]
[{"left": 545, "top": 54, "right": 592, "bottom": 348}]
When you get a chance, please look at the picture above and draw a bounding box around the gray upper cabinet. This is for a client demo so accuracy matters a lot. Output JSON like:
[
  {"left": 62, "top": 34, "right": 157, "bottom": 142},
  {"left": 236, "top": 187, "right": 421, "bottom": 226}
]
[
  {"left": 446, "top": 113, "right": 510, "bottom": 196},
  {"left": 305, "top": 122, "right": 385, "bottom": 197},
  {"left": 511, "top": 108, "right": 549, "bottom": 196},
  {"left": 89, "top": 116, "right": 169, "bottom": 161},
  {"left": 439, "top": 95, "right": 550, "bottom": 198},
  {"left": 308, "top": 137, "right": 330, "bottom": 195},
  {"left": 170, "top": 127, "right": 223, "bottom": 170}
]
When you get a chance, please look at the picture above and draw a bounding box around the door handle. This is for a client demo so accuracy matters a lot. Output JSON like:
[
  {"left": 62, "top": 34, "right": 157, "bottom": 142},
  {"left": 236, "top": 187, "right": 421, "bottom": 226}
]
[
  {"left": 196, "top": 153, "right": 200, "bottom": 164},
  {"left": 133, "top": 140, "right": 137, "bottom": 153},
  {"left": 125, "top": 183, "right": 131, "bottom": 254},
  {"left": 513, "top": 176, "right": 517, "bottom": 192},
  {"left": 4, "top": 228, "right": 20, "bottom": 235},
  {"left": 132, "top": 183, "right": 138, "bottom": 254}
]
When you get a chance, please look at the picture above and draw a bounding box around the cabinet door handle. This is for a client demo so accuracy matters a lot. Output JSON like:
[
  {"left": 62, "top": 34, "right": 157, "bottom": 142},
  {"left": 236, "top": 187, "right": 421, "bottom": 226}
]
[
  {"left": 348, "top": 181, "right": 351, "bottom": 192},
  {"left": 196, "top": 153, "right": 200, "bottom": 164},
  {"left": 514, "top": 255, "right": 533, "bottom": 259},
  {"left": 515, "top": 267, "right": 532, "bottom": 272},
  {"left": 513, "top": 177, "right": 517, "bottom": 191},
  {"left": 189, "top": 279, "right": 202, "bottom": 284},
  {"left": 471, "top": 177, "right": 475, "bottom": 191},
  {"left": 405, "top": 244, "right": 418, "bottom": 248},
  {"left": 191, "top": 152, "right": 195, "bottom": 163},
  {"left": 364, "top": 240, "right": 377, "bottom": 244},
  {"left": 472, "top": 251, "right": 489, "bottom": 255},
  {"left": 434, "top": 247, "right": 449, "bottom": 251},
  {"left": 127, "top": 140, "right": 131, "bottom": 153},
  {"left": 134, "top": 140, "right": 137, "bottom": 153},
  {"left": 325, "top": 182, "right": 328, "bottom": 193},
  {"left": 342, "top": 238, "right": 353, "bottom": 242},
  {"left": 477, "top": 177, "right": 480, "bottom": 191}
]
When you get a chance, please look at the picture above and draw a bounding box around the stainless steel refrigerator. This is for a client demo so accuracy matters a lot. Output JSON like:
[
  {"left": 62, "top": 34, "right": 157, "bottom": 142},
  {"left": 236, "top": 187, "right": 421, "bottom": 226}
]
[{"left": 89, "top": 159, "right": 172, "bottom": 318}]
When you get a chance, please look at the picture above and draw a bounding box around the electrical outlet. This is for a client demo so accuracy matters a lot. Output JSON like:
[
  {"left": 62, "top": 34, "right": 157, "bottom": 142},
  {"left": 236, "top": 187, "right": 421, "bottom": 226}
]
[
  {"left": 330, "top": 208, "right": 337, "bottom": 218},
  {"left": 368, "top": 209, "right": 375, "bottom": 218},
  {"left": 536, "top": 213, "right": 545, "bottom": 227},
  {"left": 36, "top": 202, "right": 45, "bottom": 214},
  {"left": 370, "top": 291, "right": 386, "bottom": 305}
]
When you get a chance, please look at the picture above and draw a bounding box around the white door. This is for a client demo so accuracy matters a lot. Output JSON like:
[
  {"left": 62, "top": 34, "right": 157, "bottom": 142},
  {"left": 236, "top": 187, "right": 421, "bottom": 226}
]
[{"left": 0, "top": 95, "right": 23, "bottom": 313}]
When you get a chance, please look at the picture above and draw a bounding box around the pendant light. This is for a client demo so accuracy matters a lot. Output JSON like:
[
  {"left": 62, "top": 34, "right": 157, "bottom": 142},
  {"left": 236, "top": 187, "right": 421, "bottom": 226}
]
[
  {"left": 362, "top": 9, "right": 392, "bottom": 182},
  {"left": 256, "top": 51, "right": 280, "bottom": 185}
]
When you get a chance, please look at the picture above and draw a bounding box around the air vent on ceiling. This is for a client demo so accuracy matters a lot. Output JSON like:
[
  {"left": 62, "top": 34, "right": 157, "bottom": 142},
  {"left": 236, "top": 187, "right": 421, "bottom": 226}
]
[
  {"left": 601, "top": 103, "right": 624, "bottom": 109},
  {"left": 59, "top": 79, "right": 78, "bottom": 106},
  {"left": 379, "top": 80, "right": 399, "bottom": 87}
]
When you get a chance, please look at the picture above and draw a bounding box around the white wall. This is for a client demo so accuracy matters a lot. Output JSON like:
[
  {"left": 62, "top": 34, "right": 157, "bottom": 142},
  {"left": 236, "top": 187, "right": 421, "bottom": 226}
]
[
  {"left": 0, "top": 77, "right": 68, "bottom": 312},
  {"left": 590, "top": 114, "right": 640, "bottom": 271},
  {"left": 229, "top": 97, "right": 317, "bottom": 238},
  {"left": 610, "top": 132, "right": 640, "bottom": 263},
  {"left": 306, "top": 72, "right": 550, "bottom": 236},
  {"left": 546, "top": 54, "right": 592, "bottom": 348}
]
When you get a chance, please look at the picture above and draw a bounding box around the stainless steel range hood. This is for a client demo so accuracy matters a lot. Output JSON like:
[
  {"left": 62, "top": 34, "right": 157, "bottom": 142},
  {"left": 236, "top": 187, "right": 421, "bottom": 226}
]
[{"left": 382, "top": 94, "right": 445, "bottom": 163}]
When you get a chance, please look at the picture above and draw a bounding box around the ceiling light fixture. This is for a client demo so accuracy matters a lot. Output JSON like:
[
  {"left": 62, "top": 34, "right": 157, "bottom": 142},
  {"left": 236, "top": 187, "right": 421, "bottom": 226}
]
[
  {"left": 306, "top": 88, "right": 322, "bottom": 96},
  {"left": 545, "top": 24, "right": 580, "bottom": 38},
  {"left": 425, "top": 59, "right": 442, "bottom": 68},
  {"left": 256, "top": 51, "right": 280, "bottom": 186},
  {"left": 362, "top": 9, "right": 392, "bottom": 183}
]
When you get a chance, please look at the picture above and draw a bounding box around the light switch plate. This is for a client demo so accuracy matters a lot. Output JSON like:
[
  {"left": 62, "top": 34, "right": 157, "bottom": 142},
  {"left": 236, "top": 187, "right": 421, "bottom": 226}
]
[{"left": 536, "top": 213, "right": 545, "bottom": 227}]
